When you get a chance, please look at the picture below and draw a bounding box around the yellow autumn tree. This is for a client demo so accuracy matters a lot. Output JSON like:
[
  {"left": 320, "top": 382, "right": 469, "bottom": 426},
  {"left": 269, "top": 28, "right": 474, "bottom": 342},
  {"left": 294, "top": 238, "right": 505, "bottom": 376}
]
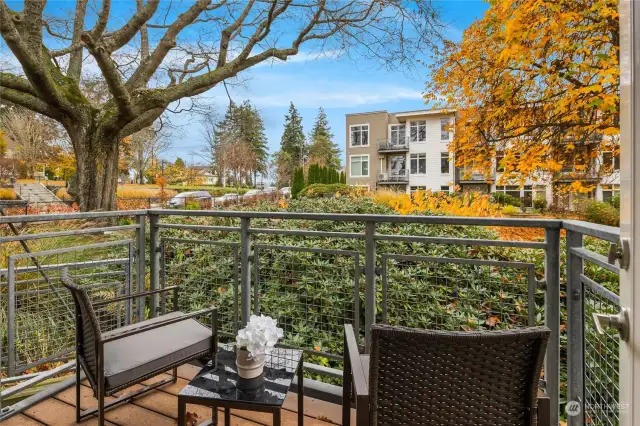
[{"left": 427, "top": 0, "right": 619, "bottom": 190}]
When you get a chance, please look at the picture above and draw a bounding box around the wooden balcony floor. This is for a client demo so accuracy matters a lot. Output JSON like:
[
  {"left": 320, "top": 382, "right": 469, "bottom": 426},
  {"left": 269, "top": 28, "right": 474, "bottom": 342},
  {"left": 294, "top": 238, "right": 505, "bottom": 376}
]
[{"left": 4, "top": 364, "right": 350, "bottom": 426}]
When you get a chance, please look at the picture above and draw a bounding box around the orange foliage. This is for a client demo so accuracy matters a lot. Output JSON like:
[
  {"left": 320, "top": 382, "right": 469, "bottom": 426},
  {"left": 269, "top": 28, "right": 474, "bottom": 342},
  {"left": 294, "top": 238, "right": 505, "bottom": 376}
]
[
  {"left": 427, "top": 0, "right": 619, "bottom": 189},
  {"left": 378, "top": 189, "right": 503, "bottom": 217}
]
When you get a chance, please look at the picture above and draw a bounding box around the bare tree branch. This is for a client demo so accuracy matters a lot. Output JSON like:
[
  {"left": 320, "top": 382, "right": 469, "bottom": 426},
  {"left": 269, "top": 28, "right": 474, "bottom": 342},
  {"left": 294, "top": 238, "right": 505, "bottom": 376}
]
[
  {"left": 126, "top": 0, "right": 213, "bottom": 90},
  {"left": 103, "top": 0, "right": 160, "bottom": 52},
  {"left": 67, "top": 0, "right": 88, "bottom": 80}
]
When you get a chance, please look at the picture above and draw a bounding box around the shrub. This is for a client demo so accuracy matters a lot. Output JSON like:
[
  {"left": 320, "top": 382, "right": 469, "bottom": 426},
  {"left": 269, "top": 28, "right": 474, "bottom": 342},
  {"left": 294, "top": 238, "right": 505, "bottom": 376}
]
[
  {"left": 0, "top": 188, "right": 17, "bottom": 200},
  {"left": 584, "top": 200, "right": 620, "bottom": 227},
  {"left": 533, "top": 197, "right": 547, "bottom": 211},
  {"left": 291, "top": 167, "right": 305, "bottom": 198},
  {"left": 55, "top": 187, "right": 73, "bottom": 200},
  {"left": 185, "top": 200, "right": 201, "bottom": 210},
  {"left": 502, "top": 205, "right": 519, "bottom": 215},
  {"left": 117, "top": 185, "right": 177, "bottom": 198},
  {"left": 608, "top": 194, "right": 620, "bottom": 209},
  {"left": 298, "top": 183, "right": 351, "bottom": 198},
  {"left": 490, "top": 192, "right": 521, "bottom": 207},
  {"left": 378, "top": 189, "right": 503, "bottom": 217}
]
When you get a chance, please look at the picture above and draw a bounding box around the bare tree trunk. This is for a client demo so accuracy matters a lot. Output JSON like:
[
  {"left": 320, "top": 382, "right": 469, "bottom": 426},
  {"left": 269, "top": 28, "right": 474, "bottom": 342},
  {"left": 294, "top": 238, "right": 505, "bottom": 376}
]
[{"left": 69, "top": 127, "right": 119, "bottom": 211}]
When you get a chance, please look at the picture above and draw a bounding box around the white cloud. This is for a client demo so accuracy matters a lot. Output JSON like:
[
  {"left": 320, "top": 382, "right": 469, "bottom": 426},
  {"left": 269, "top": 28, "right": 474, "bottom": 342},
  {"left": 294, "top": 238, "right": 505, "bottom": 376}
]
[{"left": 247, "top": 85, "right": 423, "bottom": 108}]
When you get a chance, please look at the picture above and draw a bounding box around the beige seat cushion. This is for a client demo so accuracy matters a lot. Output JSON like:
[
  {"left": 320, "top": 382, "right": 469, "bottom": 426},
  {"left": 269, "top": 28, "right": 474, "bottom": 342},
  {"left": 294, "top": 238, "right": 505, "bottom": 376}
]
[{"left": 103, "top": 311, "right": 212, "bottom": 390}]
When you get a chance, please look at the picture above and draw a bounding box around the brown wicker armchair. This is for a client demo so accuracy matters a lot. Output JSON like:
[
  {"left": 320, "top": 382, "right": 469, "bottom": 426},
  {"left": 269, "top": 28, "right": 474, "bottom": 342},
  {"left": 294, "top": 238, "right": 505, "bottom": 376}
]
[
  {"left": 61, "top": 271, "right": 217, "bottom": 426},
  {"left": 343, "top": 324, "right": 551, "bottom": 426}
]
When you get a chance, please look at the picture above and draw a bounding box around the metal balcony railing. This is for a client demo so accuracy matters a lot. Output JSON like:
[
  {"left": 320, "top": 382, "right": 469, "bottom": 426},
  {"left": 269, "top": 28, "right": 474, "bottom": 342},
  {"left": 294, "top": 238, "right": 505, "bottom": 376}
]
[
  {"left": 376, "top": 169, "right": 409, "bottom": 183},
  {"left": 377, "top": 138, "right": 409, "bottom": 152},
  {"left": 455, "top": 168, "right": 496, "bottom": 182},
  {"left": 0, "top": 209, "right": 623, "bottom": 426}
]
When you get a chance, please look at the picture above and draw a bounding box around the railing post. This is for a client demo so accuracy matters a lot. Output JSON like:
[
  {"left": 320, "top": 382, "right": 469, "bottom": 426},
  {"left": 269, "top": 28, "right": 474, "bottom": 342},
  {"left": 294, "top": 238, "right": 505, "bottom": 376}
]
[
  {"left": 566, "top": 230, "right": 585, "bottom": 425},
  {"left": 7, "top": 256, "right": 15, "bottom": 376},
  {"left": 240, "top": 217, "right": 251, "bottom": 326},
  {"left": 148, "top": 213, "right": 160, "bottom": 318},
  {"left": 364, "top": 221, "right": 376, "bottom": 351},
  {"left": 544, "top": 228, "right": 561, "bottom": 426}
]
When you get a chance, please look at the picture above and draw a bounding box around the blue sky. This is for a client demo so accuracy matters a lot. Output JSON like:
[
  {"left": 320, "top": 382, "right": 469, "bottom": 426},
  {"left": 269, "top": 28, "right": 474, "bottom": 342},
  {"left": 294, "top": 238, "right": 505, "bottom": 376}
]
[{"left": 162, "top": 0, "right": 490, "bottom": 165}]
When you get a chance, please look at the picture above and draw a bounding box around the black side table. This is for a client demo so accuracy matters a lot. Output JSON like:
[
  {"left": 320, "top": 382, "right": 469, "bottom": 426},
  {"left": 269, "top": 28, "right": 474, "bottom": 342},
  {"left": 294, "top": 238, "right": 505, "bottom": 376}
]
[{"left": 178, "top": 346, "right": 304, "bottom": 426}]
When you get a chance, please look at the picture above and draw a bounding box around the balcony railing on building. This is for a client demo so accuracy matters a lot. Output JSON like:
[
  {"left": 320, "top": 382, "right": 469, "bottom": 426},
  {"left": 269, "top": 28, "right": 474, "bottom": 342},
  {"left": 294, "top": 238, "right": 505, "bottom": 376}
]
[
  {"left": 377, "top": 138, "right": 409, "bottom": 152},
  {"left": 377, "top": 169, "right": 409, "bottom": 184},
  {"left": 455, "top": 167, "right": 496, "bottom": 182}
]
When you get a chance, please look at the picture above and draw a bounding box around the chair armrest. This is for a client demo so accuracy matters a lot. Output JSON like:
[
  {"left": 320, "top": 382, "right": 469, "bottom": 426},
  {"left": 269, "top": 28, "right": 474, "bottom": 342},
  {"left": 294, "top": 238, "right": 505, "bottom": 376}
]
[
  {"left": 93, "top": 286, "right": 180, "bottom": 308},
  {"left": 537, "top": 393, "right": 550, "bottom": 426},
  {"left": 344, "top": 324, "right": 368, "bottom": 397},
  {"left": 101, "top": 306, "right": 217, "bottom": 343}
]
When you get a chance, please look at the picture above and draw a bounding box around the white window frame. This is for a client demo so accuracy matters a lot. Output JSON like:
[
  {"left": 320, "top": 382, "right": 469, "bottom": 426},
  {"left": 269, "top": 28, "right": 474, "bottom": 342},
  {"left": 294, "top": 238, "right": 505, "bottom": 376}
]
[
  {"left": 409, "top": 120, "right": 427, "bottom": 143},
  {"left": 440, "top": 152, "right": 450, "bottom": 174},
  {"left": 602, "top": 184, "right": 620, "bottom": 202},
  {"left": 441, "top": 118, "right": 452, "bottom": 141},
  {"left": 602, "top": 150, "right": 621, "bottom": 171},
  {"left": 410, "top": 153, "right": 427, "bottom": 175},
  {"left": 349, "top": 154, "right": 370, "bottom": 178},
  {"left": 388, "top": 124, "right": 406, "bottom": 146},
  {"left": 410, "top": 186, "right": 427, "bottom": 193},
  {"left": 349, "top": 124, "right": 370, "bottom": 147}
]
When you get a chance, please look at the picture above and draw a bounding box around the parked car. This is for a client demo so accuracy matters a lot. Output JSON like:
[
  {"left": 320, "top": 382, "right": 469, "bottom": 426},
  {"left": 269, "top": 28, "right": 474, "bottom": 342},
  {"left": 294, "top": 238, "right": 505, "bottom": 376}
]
[
  {"left": 167, "top": 191, "right": 211, "bottom": 208},
  {"left": 243, "top": 189, "right": 264, "bottom": 200},
  {"left": 280, "top": 187, "right": 291, "bottom": 198},
  {"left": 263, "top": 186, "right": 277, "bottom": 194},
  {"left": 214, "top": 193, "right": 240, "bottom": 205}
]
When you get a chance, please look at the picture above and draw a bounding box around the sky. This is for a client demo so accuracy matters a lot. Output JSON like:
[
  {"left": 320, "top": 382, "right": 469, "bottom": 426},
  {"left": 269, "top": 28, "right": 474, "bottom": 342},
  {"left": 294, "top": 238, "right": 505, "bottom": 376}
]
[
  {"left": 161, "top": 0, "right": 490, "bottom": 166},
  {"left": 1, "top": 0, "right": 490, "bottom": 168}
]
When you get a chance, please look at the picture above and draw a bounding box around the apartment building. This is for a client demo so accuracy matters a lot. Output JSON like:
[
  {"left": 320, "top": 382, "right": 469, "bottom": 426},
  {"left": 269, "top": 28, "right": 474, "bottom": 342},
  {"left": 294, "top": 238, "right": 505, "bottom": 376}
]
[
  {"left": 456, "top": 144, "right": 621, "bottom": 209},
  {"left": 345, "top": 109, "right": 455, "bottom": 193},
  {"left": 345, "top": 108, "right": 620, "bottom": 209}
]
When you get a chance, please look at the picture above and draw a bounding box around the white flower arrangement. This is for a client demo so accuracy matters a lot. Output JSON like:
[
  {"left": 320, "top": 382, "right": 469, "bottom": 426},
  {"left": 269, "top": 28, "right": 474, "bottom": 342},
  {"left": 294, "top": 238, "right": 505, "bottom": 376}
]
[{"left": 236, "top": 314, "right": 284, "bottom": 359}]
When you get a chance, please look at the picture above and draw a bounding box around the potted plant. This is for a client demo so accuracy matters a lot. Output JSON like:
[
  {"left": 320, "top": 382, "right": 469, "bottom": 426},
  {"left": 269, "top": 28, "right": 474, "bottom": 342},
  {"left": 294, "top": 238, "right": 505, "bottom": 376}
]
[{"left": 235, "top": 314, "right": 284, "bottom": 379}]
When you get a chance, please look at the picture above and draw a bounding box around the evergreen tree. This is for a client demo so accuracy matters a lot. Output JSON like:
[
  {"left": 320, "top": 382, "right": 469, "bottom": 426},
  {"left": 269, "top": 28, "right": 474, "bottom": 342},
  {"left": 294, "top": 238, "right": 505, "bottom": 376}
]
[
  {"left": 275, "top": 103, "right": 306, "bottom": 185},
  {"left": 291, "top": 167, "right": 305, "bottom": 198},
  {"left": 307, "top": 107, "right": 341, "bottom": 169},
  {"left": 212, "top": 101, "right": 268, "bottom": 186},
  {"left": 174, "top": 157, "right": 185, "bottom": 168}
]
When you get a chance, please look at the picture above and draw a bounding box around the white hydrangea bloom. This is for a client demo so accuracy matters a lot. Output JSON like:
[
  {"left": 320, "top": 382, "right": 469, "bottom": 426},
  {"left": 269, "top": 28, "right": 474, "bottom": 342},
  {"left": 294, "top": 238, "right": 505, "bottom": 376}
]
[{"left": 236, "top": 314, "right": 284, "bottom": 359}]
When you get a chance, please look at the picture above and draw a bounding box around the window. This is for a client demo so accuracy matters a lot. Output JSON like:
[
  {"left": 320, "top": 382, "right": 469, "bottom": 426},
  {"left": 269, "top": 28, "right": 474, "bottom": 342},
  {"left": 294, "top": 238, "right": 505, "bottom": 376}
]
[
  {"left": 410, "top": 186, "right": 427, "bottom": 193},
  {"left": 496, "top": 185, "right": 521, "bottom": 199},
  {"left": 409, "top": 120, "right": 427, "bottom": 143},
  {"left": 350, "top": 124, "right": 369, "bottom": 147},
  {"left": 496, "top": 151, "right": 505, "bottom": 172},
  {"left": 410, "top": 153, "right": 427, "bottom": 174},
  {"left": 602, "top": 151, "right": 620, "bottom": 172},
  {"left": 440, "top": 152, "right": 450, "bottom": 174},
  {"left": 350, "top": 155, "right": 369, "bottom": 177},
  {"left": 440, "top": 118, "right": 451, "bottom": 141},
  {"left": 389, "top": 124, "right": 406, "bottom": 146},
  {"left": 602, "top": 184, "right": 620, "bottom": 203},
  {"left": 440, "top": 185, "right": 450, "bottom": 191},
  {"left": 522, "top": 185, "right": 533, "bottom": 208}
]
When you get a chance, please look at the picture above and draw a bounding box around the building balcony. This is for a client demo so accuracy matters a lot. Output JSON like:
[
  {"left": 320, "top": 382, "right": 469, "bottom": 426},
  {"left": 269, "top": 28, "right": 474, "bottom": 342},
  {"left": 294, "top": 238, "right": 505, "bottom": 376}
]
[
  {"left": 377, "top": 169, "right": 409, "bottom": 184},
  {"left": 377, "top": 138, "right": 409, "bottom": 152},
  {"left": 455, "top": 168, "right": 495, "bottom": 183}
]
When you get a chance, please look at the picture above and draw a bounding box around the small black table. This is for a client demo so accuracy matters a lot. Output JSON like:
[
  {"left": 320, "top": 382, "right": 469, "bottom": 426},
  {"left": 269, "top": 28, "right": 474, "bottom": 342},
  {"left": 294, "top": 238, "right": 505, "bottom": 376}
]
[{"left": 178, "top": 346, "right": 304, "bottom": 426}]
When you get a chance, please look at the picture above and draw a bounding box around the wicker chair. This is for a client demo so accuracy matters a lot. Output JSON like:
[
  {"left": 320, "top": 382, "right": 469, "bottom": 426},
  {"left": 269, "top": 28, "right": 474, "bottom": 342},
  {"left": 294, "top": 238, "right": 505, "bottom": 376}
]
[
  {"left": 61, "top": 271, "right": 217, "bottom": 426},
  {"left": 343, "top": 324, "right": 551, "bottom": 426}
]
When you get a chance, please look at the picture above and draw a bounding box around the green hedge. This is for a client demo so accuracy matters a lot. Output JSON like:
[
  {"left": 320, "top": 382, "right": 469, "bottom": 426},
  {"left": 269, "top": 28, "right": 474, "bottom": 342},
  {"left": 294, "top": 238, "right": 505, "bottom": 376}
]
[
  {"left": 584, "top": 200, "right": 620, "bottom": 227},
  {"left": 298, "top": 183, "right": 352, "bottom": 198},
  {"left": 490, "top": 192, "right": 521, "bottom": 207},
  {"left": 167, "top": 186, "right": 250, "bottom": 196}
]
